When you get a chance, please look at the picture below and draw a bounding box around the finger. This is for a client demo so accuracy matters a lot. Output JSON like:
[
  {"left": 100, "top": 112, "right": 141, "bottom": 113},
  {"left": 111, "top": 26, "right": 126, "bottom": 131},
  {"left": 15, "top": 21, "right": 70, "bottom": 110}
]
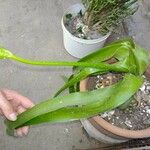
[
  {"left": 16, "top": 128, "right": 24, "bottom": 137},
  {"left": 16, "top": 126, "right": 29, "bottom": 137},
  {"left": 2, "top": 89, "right": 34, "bottom": 108},
  {"left": 16, "top": 106, "right": 29, "bottom": 136},
  {"left": 0, "top": 92, "right": 17, "bottom": 121},
  {"left": 18, "top": 126, "right": 29, "bottom": 136}
]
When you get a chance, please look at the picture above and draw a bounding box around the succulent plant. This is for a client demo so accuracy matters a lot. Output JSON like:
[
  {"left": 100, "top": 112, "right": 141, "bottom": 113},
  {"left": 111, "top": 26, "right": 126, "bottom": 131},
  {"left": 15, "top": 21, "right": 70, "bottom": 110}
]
[{"left": 82, "top": 0, "right": 139, "bottom": 35}]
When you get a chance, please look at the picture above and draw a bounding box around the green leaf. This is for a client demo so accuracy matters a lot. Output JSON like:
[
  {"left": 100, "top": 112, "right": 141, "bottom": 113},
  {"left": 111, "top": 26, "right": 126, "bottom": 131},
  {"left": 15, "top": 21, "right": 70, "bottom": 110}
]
[
  {"left": 54, "top": 59, "right": 130, "bottom": 97},
  {"left": 76, "top": 43, "right": 122, "bottom": 65},
  {"left": 5, "top": 78, "right": 117, "bottom": 131},
  {"left": 60, "top": 75, "right": 69, "bottom": 83},
  {"left": 5, "top": 74, "right": 143, "bottom": 130},
  {"left": 55, "top": 39, "right": 134, "bottom": 96},
  {"left": 133, "top": 45, "right": 149, "bottom": 75},
  {"left": 1, "top": 38, "right": 149, "bottom": 136},
  {"left": 54, "top": 68, "right": 102, "bottom": 97}
]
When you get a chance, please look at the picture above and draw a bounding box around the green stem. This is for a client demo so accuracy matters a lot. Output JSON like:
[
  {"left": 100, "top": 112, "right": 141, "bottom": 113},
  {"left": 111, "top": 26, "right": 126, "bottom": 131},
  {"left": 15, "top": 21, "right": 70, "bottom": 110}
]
[{"left": 11, "top": 55, "right": 128, "bottom": 72}]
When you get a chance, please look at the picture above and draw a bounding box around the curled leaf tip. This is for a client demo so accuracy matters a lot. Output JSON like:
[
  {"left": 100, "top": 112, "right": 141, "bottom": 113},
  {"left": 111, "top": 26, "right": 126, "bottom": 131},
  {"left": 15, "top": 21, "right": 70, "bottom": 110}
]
[{"left": 0, "top": 48, "right": 13, "bottom": 59}]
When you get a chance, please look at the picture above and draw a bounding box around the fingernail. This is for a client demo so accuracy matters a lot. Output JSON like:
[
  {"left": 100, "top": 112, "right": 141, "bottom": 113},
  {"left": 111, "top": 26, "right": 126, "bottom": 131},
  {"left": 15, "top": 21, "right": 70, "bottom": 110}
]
[
  {"left": 21, "top": 127, "right": 29, "bottom": 136},
  {"left": 17, "top": 130, "right": 23, "bottom": 137},
  {"left": 9, "top": 113, "right": 17, "bottom": 121}
]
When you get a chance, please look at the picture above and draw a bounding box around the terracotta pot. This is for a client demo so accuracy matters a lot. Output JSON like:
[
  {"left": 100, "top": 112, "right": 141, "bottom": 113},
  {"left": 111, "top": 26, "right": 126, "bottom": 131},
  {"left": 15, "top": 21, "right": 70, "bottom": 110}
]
[{"left": 80, "top": 71, "right": 150, "bottom": 144}]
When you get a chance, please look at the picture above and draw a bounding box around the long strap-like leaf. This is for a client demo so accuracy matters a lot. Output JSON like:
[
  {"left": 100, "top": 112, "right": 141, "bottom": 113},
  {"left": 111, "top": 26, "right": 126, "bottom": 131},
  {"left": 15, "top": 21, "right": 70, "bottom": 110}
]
[
  {"left": 5, "top": 74, "right": 143, "bottom": 134},
  {"left": 5, "top": 79, "right": 117, "bottom": 133},
  {"left": 0, "top": 38, "right": 148, "bottom": 136},
  {"left": 54, "top": 59, "right": 130, "bottom": 97}
]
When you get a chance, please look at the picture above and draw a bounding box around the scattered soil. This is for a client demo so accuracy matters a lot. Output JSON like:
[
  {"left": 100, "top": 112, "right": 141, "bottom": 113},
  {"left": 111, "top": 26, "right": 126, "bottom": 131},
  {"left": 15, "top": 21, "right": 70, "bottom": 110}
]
[
  {"left": 87, "top": 73, "right": 150, "bottom": 130},
  {"left": 64, "top": 12, "right": 103, "bottom": 40}
]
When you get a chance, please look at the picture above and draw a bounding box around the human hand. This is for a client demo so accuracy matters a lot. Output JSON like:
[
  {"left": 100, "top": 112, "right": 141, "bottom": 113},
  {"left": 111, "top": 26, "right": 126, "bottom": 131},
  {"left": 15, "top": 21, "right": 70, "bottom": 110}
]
[{"left": 0, "top": 89, "right": 34, "bottom": 137}]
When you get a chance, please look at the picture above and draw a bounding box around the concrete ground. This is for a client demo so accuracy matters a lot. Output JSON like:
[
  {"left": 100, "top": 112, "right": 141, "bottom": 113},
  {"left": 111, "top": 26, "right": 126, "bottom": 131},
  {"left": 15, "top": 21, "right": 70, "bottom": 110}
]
[{"left": 0, "top": 0, "right": 150, "bottom": 150}]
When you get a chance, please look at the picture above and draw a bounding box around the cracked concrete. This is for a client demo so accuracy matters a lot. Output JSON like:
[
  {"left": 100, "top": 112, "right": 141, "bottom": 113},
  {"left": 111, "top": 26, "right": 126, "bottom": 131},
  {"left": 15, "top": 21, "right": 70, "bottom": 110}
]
[{"left": 0, "top": 0, "right": 150, "bottom": 150}]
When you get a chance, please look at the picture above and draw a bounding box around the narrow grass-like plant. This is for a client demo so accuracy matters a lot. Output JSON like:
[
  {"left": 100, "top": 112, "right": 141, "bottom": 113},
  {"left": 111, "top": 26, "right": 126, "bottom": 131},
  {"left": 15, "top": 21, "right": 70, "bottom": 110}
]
[
  {"left": 0, "top": 38, "right": 149, "bottom": 136},
  {"left": 82, "top": 0, "right": 139, "bottom": 35}
]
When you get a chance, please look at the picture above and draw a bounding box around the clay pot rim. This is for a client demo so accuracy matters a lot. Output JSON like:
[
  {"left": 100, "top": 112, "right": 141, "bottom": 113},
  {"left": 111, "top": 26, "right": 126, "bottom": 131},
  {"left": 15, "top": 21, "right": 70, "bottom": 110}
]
[{"left": 80, "top": 78, "right": 150, "bottom": 139}]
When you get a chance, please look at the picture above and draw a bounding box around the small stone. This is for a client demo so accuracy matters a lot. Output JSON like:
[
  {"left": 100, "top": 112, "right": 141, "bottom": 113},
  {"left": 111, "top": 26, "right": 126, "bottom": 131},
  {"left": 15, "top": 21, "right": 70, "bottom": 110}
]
[
  {"left": 107, "top": 76, "right": 112, "bottom": 80},
  {"left": 133, "top": 103, "right": 138, "bottom": 107},
  {"left": 145, "top": 106, "right": 149, "bottom": 110},
  {"left": 141, "top": 102, "right": 144, "bottom": 107},
  {"left": 146, "top": 86, "right": 150, "bottom": 91},
  {"left": 129, "top": 110, "right": 133, "bottom": 113},
  {"left": 100, "top": 77, "right": 104, "bottom": 80},
  {"left": 146, "top": 109, "right": 150, "bottom": 114},
  {"left": 100, "top": 85, "right": 104, "bottom": 89},
  {"left": 108, "top": 110, "right": 115, "bottom": 116},
  {"left": 112, "top": 76, "right": 116, "bottom": 79},
  {"left": 96, "top": 84, "right": 101, "bottom": 89},
  {"left": 125, "top": 118, "right": 132, "bottom": 128},
  {"left": 147, "top": 99, "right": 150, "bottom": 106},
  {"left": 143, "top": 94, "right": 150, "bottom": 102},
  {"left": 101, "top": 112, "right": 108, "bottom": 118},
  {"left": 101, "top": 110, "right": 115, "bottom": 118},
  {"left": 97, "top": 75, "right": 100, "bottom": 79},
  {"left": 141, "top": 112, "right": 144, "bottom": 115},
  {"left": 105, "top": 80, "right": 110, "bottom": 85},
  {"left": 140, "top": 84, "right": 146, "bottom": 91},
  {"left": 108, "top": 117, "right": 111, "bottom": 120}
]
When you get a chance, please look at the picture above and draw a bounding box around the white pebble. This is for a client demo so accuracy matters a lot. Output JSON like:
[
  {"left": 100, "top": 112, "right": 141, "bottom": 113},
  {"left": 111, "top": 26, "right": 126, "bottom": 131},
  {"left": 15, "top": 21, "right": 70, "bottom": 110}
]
[
  {"left": 101, "top": 112, "right": 108, "bottom": 118},
  {"left": 146, "top": 86, "right": 150, "bottom": 90},
  {"left": 146, "top": 109, "right": 150, "bottom": 114},
  {"left": 108, "top": 110, "right": 115, "bottom": 116},
  {"left": 140, "top": 84, "right": 145, "bottom": 91},
  {"left": 125, "top": 118, "right": 132, "bottom": 128}
]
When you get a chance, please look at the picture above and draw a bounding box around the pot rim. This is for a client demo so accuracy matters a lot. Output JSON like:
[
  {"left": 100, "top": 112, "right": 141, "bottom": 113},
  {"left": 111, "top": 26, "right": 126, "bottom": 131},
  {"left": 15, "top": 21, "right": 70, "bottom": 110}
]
[
  {"left": 61, "top": 3, "right": 111, "bottom": 44},
  {"left": 80, "top": 78, "right": 150, "bottom": 139}
]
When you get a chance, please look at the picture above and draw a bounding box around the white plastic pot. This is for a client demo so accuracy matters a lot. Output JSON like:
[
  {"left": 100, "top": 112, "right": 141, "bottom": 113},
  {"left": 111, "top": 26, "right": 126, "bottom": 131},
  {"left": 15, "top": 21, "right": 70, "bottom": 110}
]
[
  {"left": 61, "top": 4, "right": 110, "bottom": 58},
  {"left": 80, "top": 119, "right": 128, "bottom": 144}
]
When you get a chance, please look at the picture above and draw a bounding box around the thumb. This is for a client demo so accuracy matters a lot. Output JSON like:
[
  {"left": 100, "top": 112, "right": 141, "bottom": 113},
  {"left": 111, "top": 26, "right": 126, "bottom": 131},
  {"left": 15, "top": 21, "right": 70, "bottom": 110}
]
[{"left": 0, "top": 92, "right": 17, "bottom": 121}]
